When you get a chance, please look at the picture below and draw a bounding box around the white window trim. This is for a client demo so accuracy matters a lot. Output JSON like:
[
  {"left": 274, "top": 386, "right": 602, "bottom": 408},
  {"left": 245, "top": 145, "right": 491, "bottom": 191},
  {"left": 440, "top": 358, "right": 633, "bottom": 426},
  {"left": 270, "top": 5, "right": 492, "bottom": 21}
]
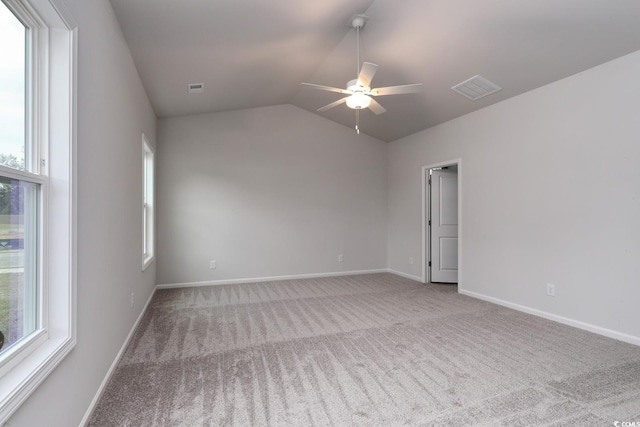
[
  {"left": 0, "top": 0, "right": 76, "bottom": 423},
  {"left": 142, "top": 134, "right": 154, "bottom": 271}
]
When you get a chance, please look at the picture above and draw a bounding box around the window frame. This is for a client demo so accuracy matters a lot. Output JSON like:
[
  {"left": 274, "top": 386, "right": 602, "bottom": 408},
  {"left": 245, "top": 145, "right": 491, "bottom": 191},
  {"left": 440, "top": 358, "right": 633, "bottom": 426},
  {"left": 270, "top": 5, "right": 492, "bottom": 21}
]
[
  {"left": 0, "top": 0, "right": 45, "bottom": 367},
  {"left": 0, "top": 166, "right": 47, "bottom": 370},
  {"left": 142, "top": 134, "right": 154, "bottom": 270},
  {"left": 0, "top": 0, "right": 76, "bottom": 422}
]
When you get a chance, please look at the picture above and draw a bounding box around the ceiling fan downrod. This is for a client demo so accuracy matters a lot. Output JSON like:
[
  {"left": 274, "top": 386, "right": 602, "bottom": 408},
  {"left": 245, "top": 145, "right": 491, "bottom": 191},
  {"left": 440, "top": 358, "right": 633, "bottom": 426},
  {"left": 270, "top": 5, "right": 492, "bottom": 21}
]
[
  {"left": 353, "top": 15, "right": 365, "bottom": 134},
  {"left": 354, "top": 16, "right": 365, "bottom": 79}
]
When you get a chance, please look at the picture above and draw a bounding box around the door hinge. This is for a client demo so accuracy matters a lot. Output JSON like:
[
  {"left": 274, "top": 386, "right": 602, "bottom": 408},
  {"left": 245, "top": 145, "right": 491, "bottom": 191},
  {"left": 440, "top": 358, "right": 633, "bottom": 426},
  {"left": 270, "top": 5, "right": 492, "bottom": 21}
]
[
  {"left": 428, "top": 261, "right": 432, "bottom": 267},
  {"left": 428, "top": 220, "right": 431, "bottom": 226}
]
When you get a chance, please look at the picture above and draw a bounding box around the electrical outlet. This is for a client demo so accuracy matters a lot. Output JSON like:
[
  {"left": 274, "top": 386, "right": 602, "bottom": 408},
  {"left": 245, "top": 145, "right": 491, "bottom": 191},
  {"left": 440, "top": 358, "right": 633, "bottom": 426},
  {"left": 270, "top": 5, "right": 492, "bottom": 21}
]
[
  {"left": 210, "top": 260, "right": 216, "bottom": 269},
  {"left": 409, "top": 257, "right": 414, "bottom": 265},
  {"left": 338, "top": 254, "right": 344, "bottom": 263},
  {"left": 547, "top": 283, "right": 555, "bottom": 297},
  {"left": 130, "top": 292, "right": 135, "bottom": 308}
]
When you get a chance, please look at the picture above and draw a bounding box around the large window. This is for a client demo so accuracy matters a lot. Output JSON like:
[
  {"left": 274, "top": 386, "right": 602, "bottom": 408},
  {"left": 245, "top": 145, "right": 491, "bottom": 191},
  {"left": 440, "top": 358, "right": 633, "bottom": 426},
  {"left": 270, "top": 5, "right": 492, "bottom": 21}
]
[
  {"left": 0, "top": 0, "right": 75, "bottom": 422},
  {"left": 0, "top": 0, "right": 41, "bottom": 359},
  {"left": 142, "top": 134, "right": 154, "bottom": 270}
]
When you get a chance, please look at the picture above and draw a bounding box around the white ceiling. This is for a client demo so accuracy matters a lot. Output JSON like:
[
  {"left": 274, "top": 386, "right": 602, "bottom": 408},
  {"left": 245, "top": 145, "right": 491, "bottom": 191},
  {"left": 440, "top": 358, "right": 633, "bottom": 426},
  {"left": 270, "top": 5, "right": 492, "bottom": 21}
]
[{"left": 109, "top": 0, "right": 640, "bottom": 142}]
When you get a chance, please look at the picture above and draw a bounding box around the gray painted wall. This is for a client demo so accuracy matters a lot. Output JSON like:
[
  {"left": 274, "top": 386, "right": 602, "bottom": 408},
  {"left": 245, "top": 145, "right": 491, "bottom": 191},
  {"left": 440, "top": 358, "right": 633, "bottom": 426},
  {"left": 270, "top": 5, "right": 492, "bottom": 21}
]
[
  {"left": 156, "top": 105, "right": 388, "bottom": 285},
  {"left": 6, "top": 1, "right": 640, "bottom": 423},
  {"left": 388, "top": 50, "right": 640, "bottom": 341},
  {"left": 7, "top": 0, "right": 157, "bottom": 425}
]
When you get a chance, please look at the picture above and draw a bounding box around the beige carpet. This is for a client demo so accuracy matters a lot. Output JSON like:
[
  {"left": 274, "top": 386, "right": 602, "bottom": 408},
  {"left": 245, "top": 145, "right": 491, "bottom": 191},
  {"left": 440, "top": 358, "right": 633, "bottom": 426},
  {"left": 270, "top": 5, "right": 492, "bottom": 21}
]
[{"left": 88, "top": 273, "right": 640, "bottom": 426}]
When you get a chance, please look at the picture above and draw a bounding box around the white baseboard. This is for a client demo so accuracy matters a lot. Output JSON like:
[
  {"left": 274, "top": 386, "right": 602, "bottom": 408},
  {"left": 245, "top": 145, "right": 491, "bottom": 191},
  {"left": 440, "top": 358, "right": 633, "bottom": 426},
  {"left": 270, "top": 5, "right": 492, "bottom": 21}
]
[
  {"left": 79, "top": 287, "right": 157, "bottom": 426},
  {"left": 459, "top": 289, "right": 640, "bottom": 347},
  {"left": 156, "top": 268, "right": 389, "bottom": 289},
  {"left": 387, "top": 269, "right": 423, "bottom": 282}
]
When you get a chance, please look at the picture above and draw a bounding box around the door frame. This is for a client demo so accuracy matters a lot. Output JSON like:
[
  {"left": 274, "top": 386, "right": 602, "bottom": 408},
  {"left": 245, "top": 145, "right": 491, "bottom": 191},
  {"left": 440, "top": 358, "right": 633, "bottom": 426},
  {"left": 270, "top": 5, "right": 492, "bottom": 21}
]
[{"left": 422, "top": 158, "right": 462, "bottom": 284}]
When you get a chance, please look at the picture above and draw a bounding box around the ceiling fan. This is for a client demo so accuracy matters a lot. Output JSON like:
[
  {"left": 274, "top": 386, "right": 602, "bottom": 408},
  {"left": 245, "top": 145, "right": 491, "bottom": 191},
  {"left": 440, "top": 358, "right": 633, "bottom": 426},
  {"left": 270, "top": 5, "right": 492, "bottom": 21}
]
[{"left": 301, "top": 15, "right": 422, "bottom": 134}]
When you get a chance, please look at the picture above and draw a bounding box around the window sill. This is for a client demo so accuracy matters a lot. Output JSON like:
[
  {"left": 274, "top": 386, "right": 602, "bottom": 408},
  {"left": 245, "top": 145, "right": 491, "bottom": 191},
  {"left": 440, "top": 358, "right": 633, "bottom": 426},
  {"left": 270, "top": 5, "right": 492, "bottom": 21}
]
[
  {"left": 0, "top": 334, "right": 75, "bottom": 422},
  {"left": 142, "top": 256, "right": 155, "bottom": 271}
]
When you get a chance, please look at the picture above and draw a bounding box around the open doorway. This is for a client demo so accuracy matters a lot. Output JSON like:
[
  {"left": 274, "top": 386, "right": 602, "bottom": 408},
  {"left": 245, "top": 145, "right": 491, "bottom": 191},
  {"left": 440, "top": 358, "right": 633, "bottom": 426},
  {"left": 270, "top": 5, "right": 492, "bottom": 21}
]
[{"left": 422, "top": 160, "right": 461, "bottom": 284}]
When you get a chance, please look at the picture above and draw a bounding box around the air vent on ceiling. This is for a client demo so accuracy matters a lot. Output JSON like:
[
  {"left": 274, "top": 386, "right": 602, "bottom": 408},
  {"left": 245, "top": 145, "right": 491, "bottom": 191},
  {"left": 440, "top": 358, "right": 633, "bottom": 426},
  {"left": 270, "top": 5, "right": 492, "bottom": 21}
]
[
  {"left": 188, "top": 83, "right": 204, "bottom": 94},
  {"left": 451, "top": 75, "right": 501, "bottom": 100}
]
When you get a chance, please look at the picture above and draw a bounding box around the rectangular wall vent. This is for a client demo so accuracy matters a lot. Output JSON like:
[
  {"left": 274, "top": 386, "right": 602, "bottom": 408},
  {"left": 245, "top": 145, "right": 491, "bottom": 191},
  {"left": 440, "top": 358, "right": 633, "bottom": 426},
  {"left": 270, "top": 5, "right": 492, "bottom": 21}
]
[
  {"left": 451, "top": 75, "right": 501, "bottom": 100},
  {"left": 188, "top": 83, "right": 204, "bottom": 93}
]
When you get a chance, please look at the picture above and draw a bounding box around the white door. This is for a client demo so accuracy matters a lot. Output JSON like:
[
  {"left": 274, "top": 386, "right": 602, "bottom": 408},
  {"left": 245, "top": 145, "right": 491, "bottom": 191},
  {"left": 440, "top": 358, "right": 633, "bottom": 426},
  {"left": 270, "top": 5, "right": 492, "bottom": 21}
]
[{"left": 430, "top": 169, "right": 458, "bottom": 283}]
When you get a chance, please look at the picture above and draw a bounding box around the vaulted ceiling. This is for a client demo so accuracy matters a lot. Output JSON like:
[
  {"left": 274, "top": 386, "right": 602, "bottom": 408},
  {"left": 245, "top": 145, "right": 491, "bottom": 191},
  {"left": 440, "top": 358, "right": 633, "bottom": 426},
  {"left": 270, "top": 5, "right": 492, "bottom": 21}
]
[{"left": 109, "top": 0, "right": 640, "bottom": 141}]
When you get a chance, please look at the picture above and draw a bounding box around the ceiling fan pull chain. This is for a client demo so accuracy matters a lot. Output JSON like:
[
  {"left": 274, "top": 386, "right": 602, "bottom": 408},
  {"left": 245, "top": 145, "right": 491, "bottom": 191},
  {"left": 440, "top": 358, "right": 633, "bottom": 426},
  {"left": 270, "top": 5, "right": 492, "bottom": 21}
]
[{"left": 356, "top": 109, "right": 360, "bottom": 134}]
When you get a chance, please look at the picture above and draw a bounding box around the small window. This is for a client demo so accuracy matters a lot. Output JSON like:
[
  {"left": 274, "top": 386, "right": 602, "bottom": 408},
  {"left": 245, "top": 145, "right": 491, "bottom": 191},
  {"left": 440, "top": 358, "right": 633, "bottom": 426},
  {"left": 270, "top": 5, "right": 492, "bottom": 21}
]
[{"left": 142, "top": 135, "right": 154, "bottom": 270}]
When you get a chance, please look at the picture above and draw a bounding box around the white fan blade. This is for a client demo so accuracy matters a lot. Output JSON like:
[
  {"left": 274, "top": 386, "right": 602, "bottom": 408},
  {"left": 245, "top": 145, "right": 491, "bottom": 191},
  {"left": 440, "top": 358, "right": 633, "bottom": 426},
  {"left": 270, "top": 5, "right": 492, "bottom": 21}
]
[
  {"left": 368, "top": 98, "right": 386, "bottom": 115},
  {"left": 370, "top": 83, "right": 422, "bottom": 96},
  {"left": 357, "top": 62, "right": 378, "bottom": 87},
  {"left": 300, "top": 83, "right": 350, "bottom": 94},
  {"left": 317, "top": 97, "right": 347, "bottom": 112}
]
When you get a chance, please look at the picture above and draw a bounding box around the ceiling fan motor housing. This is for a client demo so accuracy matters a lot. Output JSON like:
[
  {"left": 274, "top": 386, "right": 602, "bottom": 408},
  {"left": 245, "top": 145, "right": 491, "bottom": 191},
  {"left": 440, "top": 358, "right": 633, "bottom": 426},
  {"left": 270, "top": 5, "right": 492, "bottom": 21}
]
[
  {"left": 345, "top": 78, "right": 371, "bottom": 109},
  {"left": 347, "top": 79, "right": 369, "bottom": 92}
]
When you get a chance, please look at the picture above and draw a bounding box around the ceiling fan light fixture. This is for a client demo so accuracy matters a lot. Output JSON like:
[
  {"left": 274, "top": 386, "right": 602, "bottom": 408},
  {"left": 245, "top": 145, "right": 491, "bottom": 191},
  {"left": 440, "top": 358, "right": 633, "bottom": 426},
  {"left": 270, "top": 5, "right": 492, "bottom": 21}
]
[{"left": 346, "top": 93, "right": 371, "bottom": 109}]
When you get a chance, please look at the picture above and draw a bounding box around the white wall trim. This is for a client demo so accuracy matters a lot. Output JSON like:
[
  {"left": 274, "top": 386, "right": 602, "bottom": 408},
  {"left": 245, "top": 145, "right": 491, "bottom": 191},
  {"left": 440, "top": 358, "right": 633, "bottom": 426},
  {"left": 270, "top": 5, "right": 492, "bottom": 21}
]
[
  {"left": 49, "top": 0, "right": 78, "bottom": 28},
  {"left": 157, "top": 269, "right": 389, "bottom": 289},
  {"left": 459, "top": 289, "right": 640, "bottom": 347},
  {"left": 79, "top": 287, "right": 157, "bottom": 426},
  {"left": 387, "top": 269, "right": 423, "bottom": 282}
]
